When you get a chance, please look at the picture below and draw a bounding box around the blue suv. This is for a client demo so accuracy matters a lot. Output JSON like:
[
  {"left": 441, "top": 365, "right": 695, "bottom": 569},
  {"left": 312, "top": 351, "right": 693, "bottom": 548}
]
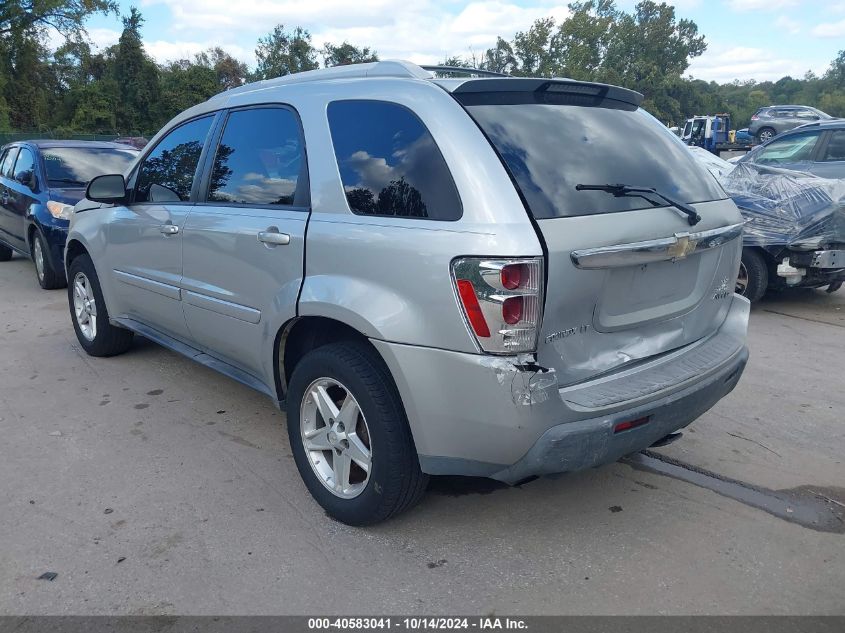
[{"left": 0, "top": 140, "right": 137, "bottom": 288}]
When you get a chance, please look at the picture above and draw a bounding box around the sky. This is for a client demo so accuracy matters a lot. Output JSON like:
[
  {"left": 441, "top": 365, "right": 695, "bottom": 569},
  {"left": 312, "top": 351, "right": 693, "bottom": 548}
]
[{"left": 71, "top": 0, "right": 845, "bottom": 84}]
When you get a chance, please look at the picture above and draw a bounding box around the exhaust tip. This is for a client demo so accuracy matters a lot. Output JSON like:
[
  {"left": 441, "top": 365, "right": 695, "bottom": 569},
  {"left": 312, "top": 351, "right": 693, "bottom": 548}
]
[{"left": 650, "top": 432, "right": 683, "bottom": 448}]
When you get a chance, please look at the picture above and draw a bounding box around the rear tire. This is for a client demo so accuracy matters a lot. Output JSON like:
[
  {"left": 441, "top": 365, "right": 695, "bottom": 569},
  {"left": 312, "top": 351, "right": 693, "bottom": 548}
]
[
  {"left": 737, "top": 247, "right": 768, "bottom": 302},
  {"left": 0, "top": 242, "right": 11, "bottom": 262},
  {"left": 756, "top": 127, "right": 775, "bottom": 144},
  {"left": 286, "top": 341, "right": 428, "bottom": 525},
  {"left": 67, "top": 254, "right": 134, "bottom": 357},
  {"left": 33, "top": 232, "right": 64, "bottom": 290}
]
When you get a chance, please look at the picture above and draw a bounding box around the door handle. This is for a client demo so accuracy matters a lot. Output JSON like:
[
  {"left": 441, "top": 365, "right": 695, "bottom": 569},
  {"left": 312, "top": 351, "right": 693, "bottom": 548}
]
[
  {"left": 257, "top": 229, "right": 290, "bottom": 246},
  {"left": 160, "top": 224, "right": 179, "bottom": 235}
]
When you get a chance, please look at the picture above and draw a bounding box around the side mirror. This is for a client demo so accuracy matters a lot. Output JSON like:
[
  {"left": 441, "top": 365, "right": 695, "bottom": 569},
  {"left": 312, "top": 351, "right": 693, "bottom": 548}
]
[{"left": 87, "top": 174, "right": 127, "bottom": 203}]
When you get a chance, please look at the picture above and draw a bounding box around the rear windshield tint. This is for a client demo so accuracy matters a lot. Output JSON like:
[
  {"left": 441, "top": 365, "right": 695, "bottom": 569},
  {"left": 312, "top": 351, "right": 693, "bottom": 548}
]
[{"left": 464, "top": 102, "right": 727, "bottom": 219}]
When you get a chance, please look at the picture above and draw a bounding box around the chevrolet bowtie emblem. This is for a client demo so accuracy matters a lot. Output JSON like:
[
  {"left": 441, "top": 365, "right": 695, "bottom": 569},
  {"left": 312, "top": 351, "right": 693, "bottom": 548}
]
[{"left": 667, "top": 233, "right": 699, "bottom": 260}]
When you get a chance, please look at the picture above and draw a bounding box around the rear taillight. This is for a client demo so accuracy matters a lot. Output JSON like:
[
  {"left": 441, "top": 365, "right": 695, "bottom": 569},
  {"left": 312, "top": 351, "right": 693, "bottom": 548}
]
[
  {"left": 750, "top": 114, "right": 759, "bottom": 120},
  {"left": 452, "top": 257, "right": 543, "bottom": 354}
]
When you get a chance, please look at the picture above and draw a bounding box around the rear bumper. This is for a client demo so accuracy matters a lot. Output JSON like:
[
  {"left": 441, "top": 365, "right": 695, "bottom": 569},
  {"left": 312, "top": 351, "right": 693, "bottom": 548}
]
[
  {"left": 490, "top": 344, "right": 747, "bottom": 484},
  {"left": 372, "top": 294, "right": 750, "bottom": 480}
]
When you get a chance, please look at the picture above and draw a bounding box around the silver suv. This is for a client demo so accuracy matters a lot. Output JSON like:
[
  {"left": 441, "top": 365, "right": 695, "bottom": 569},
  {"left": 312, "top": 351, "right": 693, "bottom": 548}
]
[
  {"left": 66, "top": 61, "right": 750, "bottom": 525},
  {"left": 748, "top": 105, "right": 831, "bottom": 144}
]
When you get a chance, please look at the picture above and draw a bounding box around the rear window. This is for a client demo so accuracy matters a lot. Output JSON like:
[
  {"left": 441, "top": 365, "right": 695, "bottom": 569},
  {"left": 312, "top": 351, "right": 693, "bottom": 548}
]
[
  {"left": 464, "top": 101, "right": 727, "bottom": 219},
  {"left": 327, "top": 100, "right": 462, "bottom": 221}
]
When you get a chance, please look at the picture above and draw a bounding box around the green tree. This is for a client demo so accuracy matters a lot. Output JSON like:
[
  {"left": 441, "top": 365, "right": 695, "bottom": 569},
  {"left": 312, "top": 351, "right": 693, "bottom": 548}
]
[
  {"left": 602, "top": 1, "right": 706, "bottom": 116},
  {"left": 322, "top": 42, "right": 378, "bottom": 67},
  {"left": 0, "top": 0, "right": 117, "bottom": 41},
  {"left": 194, "top": 47, "right": 248, "bottom": 90},
  {"left": 511, "top": 17, "right": 558, "bottom": 76},
  {"left": 555, "top": 1, "right": 618, "bottom": 80},
  {"left": 67, "top": 79, "right": 118, "bottom": 132},
  {"left": 253, "top": 25, "right": 319, "bottom": 80},
  {"left": 157, "top": 59, "right": 218, "bottom": 123},
  {"left": 482, "top": 37, "right": 518, "bottom": 74},
  {"left": 2, "top": 29, "right": 53, "bottom": 130},
  {"left": 824, "top": 50, "right": 845, "bottom": 89},
  {"left": 112, "top": 7, "right": 159, "bottom": 133}
]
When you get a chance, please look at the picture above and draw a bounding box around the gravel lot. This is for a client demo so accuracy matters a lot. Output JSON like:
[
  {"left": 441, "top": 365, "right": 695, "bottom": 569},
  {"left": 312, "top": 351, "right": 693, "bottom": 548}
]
[{"left": 0, "top": 253, "right": 843, "bottom": 615}]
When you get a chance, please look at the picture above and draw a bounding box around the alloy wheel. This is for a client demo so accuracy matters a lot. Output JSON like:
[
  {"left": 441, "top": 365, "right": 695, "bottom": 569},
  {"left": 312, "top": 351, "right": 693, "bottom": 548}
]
[
  {"left": 72, "top": 272, "right": 97, "bottom": 340},
  {"left": 736, "top": 261, "right": 749, "bottom": 296},
  {"left": 300, "top": 377, "right": 372, "bottom": 499},
  {"left": 33, "top": 237, "right": 45, "bottom": 282}
]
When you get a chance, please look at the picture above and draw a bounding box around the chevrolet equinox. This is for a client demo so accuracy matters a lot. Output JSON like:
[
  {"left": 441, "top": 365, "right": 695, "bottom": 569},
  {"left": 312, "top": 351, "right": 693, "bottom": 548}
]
[{"left": 66, "top": 61, "right": 750, "bottom": 525}]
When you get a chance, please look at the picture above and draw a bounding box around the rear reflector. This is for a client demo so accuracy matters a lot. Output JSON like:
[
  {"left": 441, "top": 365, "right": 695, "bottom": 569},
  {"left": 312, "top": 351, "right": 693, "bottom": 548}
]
[
  {"left": 613, "top": 416, "right": 650, "bottom": 434},
  {"left": 457, "top": 279, "right": 491, "bottom": 337}
]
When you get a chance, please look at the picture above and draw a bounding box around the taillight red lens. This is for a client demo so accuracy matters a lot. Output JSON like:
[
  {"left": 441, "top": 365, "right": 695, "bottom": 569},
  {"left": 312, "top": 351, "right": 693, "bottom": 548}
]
[
  {"left": 502, "top": 296, "right": 523, "bottom": 324},
  {"left": 500, "top": 263, "right": 527, "bottom": 290},
  {"left": 457, "top": 279, "right": 491, "bottom": 337},
  {"left": 751, "top": 115, "right": 759, "bottom": 120}
]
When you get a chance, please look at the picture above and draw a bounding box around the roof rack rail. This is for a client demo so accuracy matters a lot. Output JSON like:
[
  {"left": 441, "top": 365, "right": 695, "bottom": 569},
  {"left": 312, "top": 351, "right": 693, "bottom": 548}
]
[
  {"left": 421, "top": 65, "right": 510, "bottom": 78},
  {"left": 209, "top": 60, "right": 431, "bottom": 100}
]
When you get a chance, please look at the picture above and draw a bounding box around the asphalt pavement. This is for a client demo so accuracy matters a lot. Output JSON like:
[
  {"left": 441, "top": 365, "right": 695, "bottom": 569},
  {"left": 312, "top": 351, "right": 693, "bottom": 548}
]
[{"left": 0, "top": 253, "right": 843, "bottom": 615}]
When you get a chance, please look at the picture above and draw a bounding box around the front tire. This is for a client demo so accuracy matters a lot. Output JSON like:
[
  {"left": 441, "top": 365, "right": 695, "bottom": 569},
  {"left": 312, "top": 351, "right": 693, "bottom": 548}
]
[
  {"left": 67, "top": 254, "right": 134, "bottom": 357},
  {"left": 32, "top": 232, "right": 64, "bottom": 290},
  {"left": 736, "top": 247, "right": 768, "bottom": 302},
  {"left": 286, "top": 341, "right": 428, "bottom": 525},
  {"left": 0, "top": 242, "right": 11, "bottom": 262}
]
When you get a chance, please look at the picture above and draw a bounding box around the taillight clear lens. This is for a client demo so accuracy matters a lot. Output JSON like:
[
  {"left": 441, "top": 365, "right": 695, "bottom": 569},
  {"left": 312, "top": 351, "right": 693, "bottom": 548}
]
[{"left": 452, "top": 257, "right": 543, "bottom": 354}]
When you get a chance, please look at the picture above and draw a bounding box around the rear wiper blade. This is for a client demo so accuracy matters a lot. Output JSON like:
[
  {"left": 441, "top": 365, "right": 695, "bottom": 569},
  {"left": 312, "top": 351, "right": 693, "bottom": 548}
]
[{"left": 575, "top": 183, "right": 702, "bottom": 226}]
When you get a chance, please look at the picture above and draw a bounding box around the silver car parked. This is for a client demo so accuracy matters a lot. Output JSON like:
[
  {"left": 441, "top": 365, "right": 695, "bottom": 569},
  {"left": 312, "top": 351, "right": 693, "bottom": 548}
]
[{"left": 66, "top": 61, "right": 750, "bottom": 525}]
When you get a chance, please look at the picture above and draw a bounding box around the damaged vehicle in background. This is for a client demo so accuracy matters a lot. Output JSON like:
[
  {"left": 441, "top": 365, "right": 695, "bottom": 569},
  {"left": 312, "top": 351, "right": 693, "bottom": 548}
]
[
  {"left": 689, "top": 133, "right": 845, "bottom": 301},
  {"left": 725, "top": 162, "right": 845, "bottom": 301},
  {"left": 66, "top": 61, "right": 749, "bottom": 525}
]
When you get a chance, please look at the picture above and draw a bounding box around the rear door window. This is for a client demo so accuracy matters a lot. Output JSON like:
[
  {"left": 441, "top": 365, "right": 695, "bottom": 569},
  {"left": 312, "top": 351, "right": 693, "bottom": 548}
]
[
  {"left": 822, "top": 131, "right": 845, "bottom": 162},
  {"left": 463, "top": 100, "right": 726, "bottom": 219},
  {"left": 1, "top": 147, "right": 19, "bottom": 178},
  {"left": 327, "top": 100, "right": 462, "bottom": 220},
  {"left": 755, "top": 131, "right": 822, "bottom": 165},
  {"left": 206, "top": 107, "right": 307, "bottom": 207},
  {"left": 134, "top": 115, "right": 214, "bottom": 203}
]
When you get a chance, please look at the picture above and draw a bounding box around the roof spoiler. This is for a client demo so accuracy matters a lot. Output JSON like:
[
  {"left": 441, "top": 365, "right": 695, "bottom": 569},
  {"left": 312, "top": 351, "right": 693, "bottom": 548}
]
[{"left": 451, "top": 78, "right": 643, "bottom": 108}]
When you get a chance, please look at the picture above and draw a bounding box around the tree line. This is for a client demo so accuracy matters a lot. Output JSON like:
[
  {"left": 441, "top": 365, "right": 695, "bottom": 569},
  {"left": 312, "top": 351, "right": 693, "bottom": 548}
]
[{"left": 1, "top": 0, "right": 844, "bottom": 138}]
